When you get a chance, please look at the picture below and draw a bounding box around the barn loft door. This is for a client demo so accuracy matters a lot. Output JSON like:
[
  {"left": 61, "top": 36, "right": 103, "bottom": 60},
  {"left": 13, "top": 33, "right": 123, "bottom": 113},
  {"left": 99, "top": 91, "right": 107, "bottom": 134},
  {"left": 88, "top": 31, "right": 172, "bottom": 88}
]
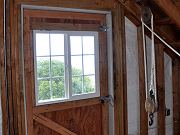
[{"left": 23, "top": 8, "right": 109, "bottom": 135}]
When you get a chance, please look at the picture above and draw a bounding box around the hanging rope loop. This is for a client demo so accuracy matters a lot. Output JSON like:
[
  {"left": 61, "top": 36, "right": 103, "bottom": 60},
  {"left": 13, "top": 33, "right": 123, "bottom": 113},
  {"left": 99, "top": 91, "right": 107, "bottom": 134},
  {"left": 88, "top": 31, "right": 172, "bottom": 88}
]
[{"left": 141, "top": 7, "right": 158, "bottom": 114}]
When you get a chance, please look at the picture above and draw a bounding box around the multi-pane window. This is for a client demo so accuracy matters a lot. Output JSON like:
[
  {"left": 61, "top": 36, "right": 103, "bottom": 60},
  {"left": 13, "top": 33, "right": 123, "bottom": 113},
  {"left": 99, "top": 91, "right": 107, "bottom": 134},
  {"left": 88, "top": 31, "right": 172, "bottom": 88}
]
[{"left": 34, "top": 31, "right": 100, "bottom": 105}]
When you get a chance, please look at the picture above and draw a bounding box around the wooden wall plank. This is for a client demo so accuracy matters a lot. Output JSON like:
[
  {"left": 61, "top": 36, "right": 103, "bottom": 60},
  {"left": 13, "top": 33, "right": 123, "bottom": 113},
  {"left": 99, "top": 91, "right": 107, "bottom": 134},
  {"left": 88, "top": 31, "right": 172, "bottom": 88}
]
[
  {"left": 38, "top": 104, "right": 102, "bottom": 135},
  {"left": 155, "top": 44, "right": 165, "bottom": 135},
  {"left": 5, "top": 0, "right": 16, "bottom": 134},
  {"left": 0, "top": 0, "right": 9, "bottom": 134},
  {"left": 112, "top": 3, "right": 127, "bottom": 135},
  {"left": 9, "top": 0, "right": 21, "bottom": 134},
  {"left": 30, "top": 22, "right": 101, "bottom": 31},
  {"left": 14, "top": 4, "right": 25, "bottom": 134},
  {"left": 16, "top": 0, "right": 116, "bottom": 10},
  {"left": 24, "top": 9, "right": 106, "bottom": 21},
  {"left": 137, "top": 27, "right": 148, "bottom": 135},
  {"left": 34, "top": 98, "right": 100, "bottom": 114}
]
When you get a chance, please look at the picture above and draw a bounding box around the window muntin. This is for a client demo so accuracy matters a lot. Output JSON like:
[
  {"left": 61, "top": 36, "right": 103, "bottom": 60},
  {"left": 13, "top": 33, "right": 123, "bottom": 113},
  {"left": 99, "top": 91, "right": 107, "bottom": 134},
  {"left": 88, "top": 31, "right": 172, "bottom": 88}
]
[{"left": 34, "top": 31, "right": 100, "bottom": 105}]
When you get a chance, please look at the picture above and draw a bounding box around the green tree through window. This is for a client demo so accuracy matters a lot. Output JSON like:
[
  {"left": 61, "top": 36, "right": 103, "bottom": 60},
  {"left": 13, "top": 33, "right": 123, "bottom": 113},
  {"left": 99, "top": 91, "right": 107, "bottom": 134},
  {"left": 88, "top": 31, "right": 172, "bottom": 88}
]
[{"left": 37, "top": 60, "right": 95, "bottom": 101}]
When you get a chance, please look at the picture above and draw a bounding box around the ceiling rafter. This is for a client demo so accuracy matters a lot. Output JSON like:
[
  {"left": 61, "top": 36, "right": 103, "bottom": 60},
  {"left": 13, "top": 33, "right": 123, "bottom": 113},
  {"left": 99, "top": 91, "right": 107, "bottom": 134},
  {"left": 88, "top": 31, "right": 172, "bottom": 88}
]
[
  {"left": 154, "top": 0, "right": 180, "bottom": 28},
  {"left": 116, "top": 0, "right": 180, "bottom": 50}
]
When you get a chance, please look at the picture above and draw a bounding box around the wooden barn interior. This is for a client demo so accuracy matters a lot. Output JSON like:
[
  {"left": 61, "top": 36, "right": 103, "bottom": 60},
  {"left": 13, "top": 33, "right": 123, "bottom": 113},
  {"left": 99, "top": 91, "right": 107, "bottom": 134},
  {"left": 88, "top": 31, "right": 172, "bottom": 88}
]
[{"left": 0, "top": 0, "right": 180, "bottom": 135}]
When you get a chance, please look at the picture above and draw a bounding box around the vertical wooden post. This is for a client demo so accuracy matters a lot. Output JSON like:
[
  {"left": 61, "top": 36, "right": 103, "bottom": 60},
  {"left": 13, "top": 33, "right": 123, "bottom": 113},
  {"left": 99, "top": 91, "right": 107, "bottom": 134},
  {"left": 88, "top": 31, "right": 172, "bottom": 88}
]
[
  {"left": 112, "top": 3, "right": 127, "bottom": 135},
  {"left": 4, "top": 0, "right": 16, "bottom": 134},
  {"left": 173, "top": 58, "right": 180, "bottom": 135},
  {"left": 0, "top": 0, "right": 9, "bottom": 134},
  {"left": 137, "top": 26, "right": 148, "bottom": 135},
  {"left": 155, "top": 44, "right": 165, "bottom": 135}
]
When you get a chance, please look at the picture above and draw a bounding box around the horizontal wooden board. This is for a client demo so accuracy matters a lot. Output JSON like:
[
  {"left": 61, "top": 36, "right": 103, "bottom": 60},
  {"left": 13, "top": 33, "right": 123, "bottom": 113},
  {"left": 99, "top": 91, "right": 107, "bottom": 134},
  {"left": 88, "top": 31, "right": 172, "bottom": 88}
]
[{"left": 33, "top": 97, "right": 101, "bottom": 114}]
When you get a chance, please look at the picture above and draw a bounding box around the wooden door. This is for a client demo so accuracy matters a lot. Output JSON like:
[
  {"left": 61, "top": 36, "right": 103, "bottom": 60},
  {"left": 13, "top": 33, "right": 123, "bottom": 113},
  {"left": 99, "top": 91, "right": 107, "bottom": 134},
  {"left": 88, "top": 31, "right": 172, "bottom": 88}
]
[{"left": 23, "top": 9, "right": 109, "bottom": 135}]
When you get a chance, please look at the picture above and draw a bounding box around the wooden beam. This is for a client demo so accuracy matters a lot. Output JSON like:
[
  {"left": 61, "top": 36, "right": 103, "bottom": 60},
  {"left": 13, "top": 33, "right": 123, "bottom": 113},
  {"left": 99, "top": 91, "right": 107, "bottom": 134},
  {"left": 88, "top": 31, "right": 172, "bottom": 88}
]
[
  {"left": 137, "top": 26, "right": 148, "bottom": 135},
  {"left": 4, "top": 0, "right": 17, "bottom": 134},
  {"left": 33, "top": 114, "right": 77, "bottom": 135},
  {"left": 117, "top": 0, "right": 141, "bottom": 21},
  {"left": 117, "top": 0, "right": 179, "bottom": 43},
  {"left": 171, "top": 42, "right": 180, "bottom": 49},
  {"left": 155, "top": 25, "right": 177, "bottom": 43},
  {"left": 155, "top": 44, "right": 165, "bottom": 135},
  {"left": 16, "top": 0, "right": 116, "bottom": 10},
  {"left": 112, "top": 3, "right": 127, "bottom": 135},
  {"left": 33, "top": 97, "right": 100, "bottom": 114},
  {"left": 0, "top": 0, "right": 9, "bottom": 134},
  {"left": 155, "top": 17, "right": 174, "bottom": 25},
  {"left": 154, "top": 0, "right": 180, "bottom": 28}
]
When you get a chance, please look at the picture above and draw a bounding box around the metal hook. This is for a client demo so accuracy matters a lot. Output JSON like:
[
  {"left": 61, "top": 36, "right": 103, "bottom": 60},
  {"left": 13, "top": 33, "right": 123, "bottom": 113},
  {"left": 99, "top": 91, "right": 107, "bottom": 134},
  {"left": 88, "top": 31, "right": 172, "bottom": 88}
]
[{"left": 149, "top": 113, "right": 154, "bottom": 126}]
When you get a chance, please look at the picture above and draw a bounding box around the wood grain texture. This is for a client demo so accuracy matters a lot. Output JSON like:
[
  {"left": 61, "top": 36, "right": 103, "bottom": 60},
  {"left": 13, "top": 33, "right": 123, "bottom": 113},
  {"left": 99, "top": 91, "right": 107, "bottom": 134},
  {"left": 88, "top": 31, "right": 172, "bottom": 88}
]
[
  {"left": 154, "top": 0, "right": 180, "bottom": 28},
  {"left": 4, "top": 0, "right": 17, "bottom": 134},
  {"left": 137, "top": 27, "right": 148, "bottom": 135},
  {"left": 0, "top": 0, "right": 9, "bottom": 134},
  {"left": 33, "top": 114, "right": 77, "bottom": 135},
  {"left": 112, "top": 3, "right": 127, "bottom": 135},
  {"left": 23, "top": 14, "right": 34, "bottom": 135},
  {"left": 34, "top": 98, "right": 100, "bottom": 114},
  {"left": 16, "top": 0, "right": 116, "bottom": 10},
  {"left": 34, "top": 104, "right": 102, "bottom": 135},
  {"left": 155, "top": 44, "right": 165, "bottom": 135}
]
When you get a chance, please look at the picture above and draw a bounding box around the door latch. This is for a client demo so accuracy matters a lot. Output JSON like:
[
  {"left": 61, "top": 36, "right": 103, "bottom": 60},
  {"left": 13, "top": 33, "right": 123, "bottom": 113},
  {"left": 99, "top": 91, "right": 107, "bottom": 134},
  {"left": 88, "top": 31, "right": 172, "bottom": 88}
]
[{"left": 100, "top": 95, "right": 114, "bottom": 106}]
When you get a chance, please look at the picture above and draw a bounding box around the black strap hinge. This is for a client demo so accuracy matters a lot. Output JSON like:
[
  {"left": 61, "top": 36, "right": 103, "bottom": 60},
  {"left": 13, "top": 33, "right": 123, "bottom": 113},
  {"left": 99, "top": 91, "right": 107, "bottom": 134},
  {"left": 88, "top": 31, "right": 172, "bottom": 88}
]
[
  {"left": 100, "top": 95, "right": 114, "bottom": 106},
  {"left": 99, "top": 25, "right": 109, "bottom": 32}
]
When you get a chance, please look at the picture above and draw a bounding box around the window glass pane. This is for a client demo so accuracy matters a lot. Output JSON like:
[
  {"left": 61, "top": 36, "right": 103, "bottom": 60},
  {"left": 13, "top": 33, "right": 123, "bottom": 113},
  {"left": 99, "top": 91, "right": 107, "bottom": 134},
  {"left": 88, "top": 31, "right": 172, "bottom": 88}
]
[
  {"left": 83, "top": 36, "right": 94, "bottom": 54},
  {"left": 83, "top": 55, "right": 95, "bottom": 75},
  {"left": 83, "top": 75, "right": 95, "bottom": 93},
  {"left": 50, "top": 34, "right": 64, "bottom": 55},
  {"left": 52, "top": 77, "right": 65, "bottom": 99},
  {"left": 37, "top": 79, "right": 51, "bottom": 101},
  {"left": 71, "top": 56, "right": 82, "bottom": 76},
  {"left": 70, "top": 36, "right": 82, "bottom": 55},
  {"left": 51, "top": 56, "right": 65, "bottom": 77},
  {"left": 36, "top": 33, "right": 50, "bottom": 56},
  {"left": 72, "top": 76, "right": 83, "bottom": 95},
  {"left": 37, "top": 57, "right": 50, "bottom": 78},
  {"left": 34, "top": 31, "right": 99, "bottom": 105}
]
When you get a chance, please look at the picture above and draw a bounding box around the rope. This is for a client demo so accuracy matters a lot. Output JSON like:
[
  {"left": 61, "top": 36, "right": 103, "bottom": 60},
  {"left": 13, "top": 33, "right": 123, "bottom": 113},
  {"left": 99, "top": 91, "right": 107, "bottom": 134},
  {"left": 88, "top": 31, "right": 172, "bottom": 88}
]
[
  {"left": 142, "top": 21, "right": 180, "bottom": 57},
  {"left": 142, "top": 10, "right": 158, "bottom": 113},
  {"left": 141, "top": 18, "right": 149, "bottom": 99}
]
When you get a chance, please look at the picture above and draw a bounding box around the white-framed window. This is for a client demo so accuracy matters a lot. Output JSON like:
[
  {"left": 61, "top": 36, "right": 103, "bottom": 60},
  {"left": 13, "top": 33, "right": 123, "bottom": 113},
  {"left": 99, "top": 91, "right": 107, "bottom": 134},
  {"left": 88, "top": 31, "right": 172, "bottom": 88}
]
[{"left": 33, "top": 30, "right": 100, "bottom": 105}]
